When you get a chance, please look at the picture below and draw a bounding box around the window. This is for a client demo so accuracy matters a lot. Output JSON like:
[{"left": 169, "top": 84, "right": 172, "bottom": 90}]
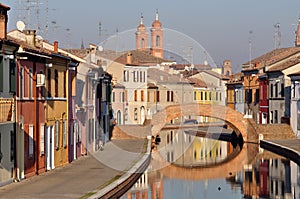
[
  {"left": 134, "top": 90, "right": 137, "bottom": 101},
  {"left": 29, "top": 68, "right": 33, "bottom": 99},
  {"left": 63, "top": 71, "right": 66, "bottom": 98},
  {"left": 200, "top": 92, "right": 203, "bottom": 101},
  {"left": 141, "top": 38, "right": 145, "bottom": 48},
  {"left": 141, "top": 90, "right": 144, "bottom": 102},
  {"left": 171, "top": 91, "right": 174, "bottom": 102},
  {"left": 270, "top": 111, "right": 273, "bottom": 124},
  {"left": 281, "top": 83, "right": 284, "bottom": 97},
  {"left": 55, "top": 120, "right": 60, "bottom": 149},
  {"left": 156, "top": 90, "right": 160, "bottom": 102},
  {"left": 55, "top": 70, "right": 58, "bottom": 97},
  {"left": 63, "top": 119, "right": 67, "bottom": 148},
  {"left": 270, "top": 84, "right": 273, "bottom": 98},
  {"left": 117, "top": 110, "right": 122, "bottom": 125},
  {"left": 156, "top": 35, "right": 160, "bottom": 47},
  {"left": 147, "top": 91, "right": 150, "bottom": 102},
  {"left": 47, "top": 69, "right": 51, "bottom": 97},
  {"left": 9, "top": 59, "right": 16, "bottom": 93},
  {"left": 274, "top": 110, "right": 278, "bottom": 123},
  {"left": 29, "top": 124, "right": 34, "bottom": 159},
  {"left": 112, "top": 92, "right": 115, "bottom": 102},
  {"left": 134, "top": 108, "right": 138, "bottom": 121},
  {"left": 140, "top": 71, "right": 143, "bottom": 82},
  {"left": 40, "top": 124, "right": 45, "bottom": 155},
  {"left": 143, "top": 71, "right": 146, "bottom": 82},
  {"left": 275, "top": 83, "right": 278, "bottom": 97},
  {"left": 20, "top": 67, "right": 24, "bottom": 98},
  {"left": 124, "top": 108, "right": 128, "bottom": 122},
  {"left": 255, "top": 89, "right": 259, "bottom": 104},
  {"left": 120, "top": 92, "right": 124, "bottom": 102},
  {"left": 297, "top": 114, "right": 300, "bottom": 130},
  {"left": 167, "top": 91, "right": 170, "bottom": 102},
  {"left": 133, "top": 71, "right": 136, "bottom": 82}
]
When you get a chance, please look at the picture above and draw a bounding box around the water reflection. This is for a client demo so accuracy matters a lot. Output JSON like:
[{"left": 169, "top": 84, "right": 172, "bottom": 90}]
[{"left": 121, "top": 129, "right": 300, "bottom": 199}]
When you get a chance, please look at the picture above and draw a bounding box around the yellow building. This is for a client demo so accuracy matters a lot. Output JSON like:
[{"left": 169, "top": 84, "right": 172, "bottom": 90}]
[{"left": 45, "top": 45, "right": 69, "bottom": 168}]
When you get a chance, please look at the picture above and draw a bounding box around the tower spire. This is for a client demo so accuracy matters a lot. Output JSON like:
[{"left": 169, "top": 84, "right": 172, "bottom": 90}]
[
  {"left": 155, "top": 9, "right": 159, "bottom": 21},
  {"left": 140, "top": 13, "right": 143, "bottom": 25}
]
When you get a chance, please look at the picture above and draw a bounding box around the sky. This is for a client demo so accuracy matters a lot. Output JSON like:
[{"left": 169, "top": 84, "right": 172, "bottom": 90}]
[{"left": 2, "top": 0, "right": 300, "bottom": 72}]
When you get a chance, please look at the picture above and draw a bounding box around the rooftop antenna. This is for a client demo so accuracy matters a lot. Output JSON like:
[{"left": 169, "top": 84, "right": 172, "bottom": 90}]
[
  {"left": 274, "top": 22, "right": 281, "bottom": 49},
  {"left": 46, "top": 0, "right": 49, "bottom": 38},
  {"left": 249, "top": 30, "right": 253, "bottom": 67}
]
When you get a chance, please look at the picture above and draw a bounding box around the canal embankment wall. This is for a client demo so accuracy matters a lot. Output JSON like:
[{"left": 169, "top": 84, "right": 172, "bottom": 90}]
[{"left": 88, "top": 137, "right": 152, "bottom": 199}]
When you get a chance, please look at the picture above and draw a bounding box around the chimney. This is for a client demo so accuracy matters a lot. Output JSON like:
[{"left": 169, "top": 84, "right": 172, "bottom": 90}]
[
  {"left": 127, "top": 52, "right": 132, "bottom": 65},
  {"left": 54, "top": 41, "right": 58, "bottom": 52},
  {"left": 0, "top": 4, "right": 10, "bottom": 39},
  {"left": 25, "top": 29, "right": 36, "bottom": 46}
]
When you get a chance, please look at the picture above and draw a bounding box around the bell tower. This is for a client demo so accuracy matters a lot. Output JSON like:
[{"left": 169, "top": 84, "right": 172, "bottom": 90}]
[
  {"left": 150, "top": 10, "right": 163, "bottom": 58},
  {"left": 136, "top": 13, "right": 148, "bottom": 51},
  {"left": 296, "top": 17, "right": 300, "bottom": 47}
]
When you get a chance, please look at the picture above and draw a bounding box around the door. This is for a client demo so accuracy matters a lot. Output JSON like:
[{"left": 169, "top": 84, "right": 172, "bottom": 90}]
[
  {"left": 262, "top": 112, "right": 267, "bottom": 124},
  {"left": 46, "top": 126, "right": 55, "bottom": 171}
]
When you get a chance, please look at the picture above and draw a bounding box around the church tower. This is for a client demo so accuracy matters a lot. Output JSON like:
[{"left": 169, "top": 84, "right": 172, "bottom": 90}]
[
  {"left": 150, "top": 10, "right": 163, "bottom": 58},
  {"left": 296, "top": 17, "right": 300, "bottom": 47},
  {"left": 136, "top": 13, "right": 148, "bottom": 51},
  {"left": 223, "top": 60, "right": 232, "bottom": 77}
]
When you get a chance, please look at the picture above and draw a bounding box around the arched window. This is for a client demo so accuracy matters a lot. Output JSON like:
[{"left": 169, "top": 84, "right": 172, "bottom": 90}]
[
  {"left": 141, "top": 38, "right": 145, "bottom": 48},
  {"left": 156, "top": 35, "right": 160, "bottom": 47}
]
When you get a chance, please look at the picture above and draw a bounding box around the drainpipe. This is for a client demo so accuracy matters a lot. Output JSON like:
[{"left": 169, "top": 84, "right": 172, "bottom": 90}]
[{"left": 33, "top": 61, "right": 39, "bottom": 175}]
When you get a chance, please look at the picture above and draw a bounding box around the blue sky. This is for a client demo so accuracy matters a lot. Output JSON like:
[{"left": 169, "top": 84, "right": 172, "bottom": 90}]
[{"left": 2, "top": 0, "right": 300, "bottom": 71}]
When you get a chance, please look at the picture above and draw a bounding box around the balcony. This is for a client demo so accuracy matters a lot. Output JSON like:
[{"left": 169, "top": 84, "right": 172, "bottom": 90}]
[{"left": 0, "top": 98, "right": 14, "bottom": 123}]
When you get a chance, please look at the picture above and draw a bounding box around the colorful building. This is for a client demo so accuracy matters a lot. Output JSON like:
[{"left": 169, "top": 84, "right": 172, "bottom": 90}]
[{"left": 0, "top": 3, "right": 19, "bottom": 185}]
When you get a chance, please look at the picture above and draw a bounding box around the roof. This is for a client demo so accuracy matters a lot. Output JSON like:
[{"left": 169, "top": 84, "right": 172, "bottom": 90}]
[
  {"left": 242, "top": 47, "right": 300, "bottom": 71},
  {"left": 170, "top": 64, "right": 212, "bottom": 71},
  {"left": 187, "top": 77, "right": 208, "bottom": 88},
  {"left": 0, "top": 3, "right": 10, "bottom": 10},
  {"left": 113, "top": 83, "right": 125, "bottom": 88},
  {"left": 148, "top": 68, "right": 190, "bottom": 84},
  {"left": 288, "top": 70, "right": 300, "bottom": 76},
  {"left": 226, "top": 72, "right": 244, "bottom": 84},
  {"left": 198, "top": 70, "right": 230, "bottom": 80},
  {"left": 147, "top": 83, "right": 158, "bottom": 89},
  {"left": 115, "top": 49, "right": 170, "bottom": 65},
  {"left": 267, "top": 55, "right": 300, "bottom": 72}
]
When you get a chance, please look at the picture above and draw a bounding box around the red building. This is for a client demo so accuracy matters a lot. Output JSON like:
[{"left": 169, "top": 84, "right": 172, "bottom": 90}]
[
  {"left": 258, "top": 74, "right": 269, "bottom": 124},
  {"left": 259, "top": 160, "right": 269, "bottom": 198},
  {"left": 13, "top": 31, "right": 51, "bottom": 177}
]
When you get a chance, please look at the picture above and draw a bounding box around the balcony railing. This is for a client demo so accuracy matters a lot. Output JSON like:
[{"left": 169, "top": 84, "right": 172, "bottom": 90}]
[{"left": 0, "top": 98, "right": 14, "bottom": 123}]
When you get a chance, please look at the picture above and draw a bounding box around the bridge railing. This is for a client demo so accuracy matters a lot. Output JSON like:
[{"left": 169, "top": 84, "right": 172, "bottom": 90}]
[{"left": 0, "top": 98, "right": 14, "bottom": 123}]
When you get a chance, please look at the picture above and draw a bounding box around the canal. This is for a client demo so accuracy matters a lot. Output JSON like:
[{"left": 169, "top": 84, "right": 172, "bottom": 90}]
[{"left": 121, "top": 128, "right": 300, "bottom": 199}]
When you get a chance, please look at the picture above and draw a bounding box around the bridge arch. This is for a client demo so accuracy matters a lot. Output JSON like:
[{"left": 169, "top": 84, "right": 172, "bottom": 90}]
[{"left": 151, "top": 103, "right": 258, "bottom": 143}]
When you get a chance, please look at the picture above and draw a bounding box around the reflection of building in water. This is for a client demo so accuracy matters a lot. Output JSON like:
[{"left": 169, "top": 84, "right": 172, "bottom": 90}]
[
  {"left": 269, "top": 159, "right": 292, "bottom": 199},
  {"left": 291, "top": 161, "right": 300, "bottom": 199},
  {"left": 191, "top": 137, "right": 228, "bottom": 164},
  {"left": 157, "top": 129, "right": 194, "bottom": 164},
  {"left": 156, "top": 129, "right": 231, "bottom": 166},
  {"left": 227, "top": 158, "right": 296, "bottom": 199},
  {"left": 124, "top": 169, "right": 164, "bottom": 199}
]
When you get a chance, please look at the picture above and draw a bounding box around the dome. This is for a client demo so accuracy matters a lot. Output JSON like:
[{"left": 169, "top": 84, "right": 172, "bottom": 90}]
[{"left": 152, "top": 20, "right": 162, "bottom": 28}]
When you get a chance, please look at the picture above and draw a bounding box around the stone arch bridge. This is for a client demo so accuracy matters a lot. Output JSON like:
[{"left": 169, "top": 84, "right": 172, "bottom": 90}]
[{"left": 151, "top": 103, "right": 259, "bottom": 143}]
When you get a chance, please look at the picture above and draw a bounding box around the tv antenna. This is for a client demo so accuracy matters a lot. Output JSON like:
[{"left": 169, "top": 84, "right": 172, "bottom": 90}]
[{"left": 274, "top": 23, "right": 281, "bottom": 49}]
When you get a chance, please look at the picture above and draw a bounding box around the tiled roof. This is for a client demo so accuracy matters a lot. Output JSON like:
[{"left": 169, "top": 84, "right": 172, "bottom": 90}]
[
  {"left": 170, "top": 64, "right": 212, "bottom": 71},
  {"left": 288, "top": 70, "right": 300, "bottom": 76},
  {"left": 187, "top": 77, "right": 208, "bottom": 88},
  {"left": 7, "top": 35, "right": 52, "bottom": 56},
  {"left": 148, "top": 68, "right": 190, "bottom": 84},
  {"left": 199, "top": 70, "right": 230, "bottom": 80},
  {"left": 114, "top": 83, "right": 125, "bottom": 88},
  {"left": 147, "top": 83, "right": 158, "bottom": 89},
  {"left": 226, "top": 72, "right": 244, "bottom": 84},
  {"left": 115, "top": 49, "right": 170, "bottom": 65},
  {"left": 267, "top": 55, "right": 300, "bottom": 72},
  {"left": 242, "top": 47, "right": 300, "bottom": 71}
]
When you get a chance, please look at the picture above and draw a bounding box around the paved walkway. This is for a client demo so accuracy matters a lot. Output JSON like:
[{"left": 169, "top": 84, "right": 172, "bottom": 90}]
[
  {"left": 260, "top": 139, "right": 300, "bottom": 166},
  {"left": 0, "top": 139, "right": 147, "bottom": 199}
]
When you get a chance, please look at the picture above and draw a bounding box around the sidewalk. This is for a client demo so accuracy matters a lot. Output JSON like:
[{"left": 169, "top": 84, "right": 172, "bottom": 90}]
[
  {"left": 0, "top": 139, "right": 148, "bottom": 199},
  {"left": 260, "top": 139, "right": 300, "bottom": 166}
]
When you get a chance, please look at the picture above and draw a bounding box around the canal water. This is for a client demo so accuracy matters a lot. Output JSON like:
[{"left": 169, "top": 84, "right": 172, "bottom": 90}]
[{"left": 121, "top": 128, "right": 300, "bottom": 199}]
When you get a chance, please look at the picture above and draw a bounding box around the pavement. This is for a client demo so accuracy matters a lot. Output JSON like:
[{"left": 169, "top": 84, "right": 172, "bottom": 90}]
[
  {"left": 0, "top": 139, "right": 147, "bottom": 199},
  {"left": 260, "top": 138, "right": 300, "bottom": 166}
]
